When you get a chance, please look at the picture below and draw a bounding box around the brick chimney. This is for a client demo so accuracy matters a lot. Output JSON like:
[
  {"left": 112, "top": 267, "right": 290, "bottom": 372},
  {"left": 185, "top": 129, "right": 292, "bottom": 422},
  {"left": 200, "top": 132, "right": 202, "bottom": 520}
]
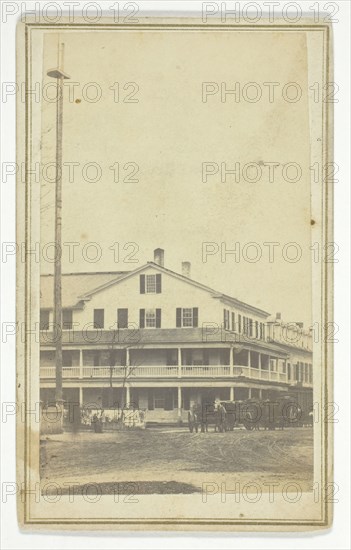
[
  {"left": 154, "top": 248, "right": 164, "bottom": 267},
  {"left": 182, "top": 261, "right": 191, "bottom": 278}
]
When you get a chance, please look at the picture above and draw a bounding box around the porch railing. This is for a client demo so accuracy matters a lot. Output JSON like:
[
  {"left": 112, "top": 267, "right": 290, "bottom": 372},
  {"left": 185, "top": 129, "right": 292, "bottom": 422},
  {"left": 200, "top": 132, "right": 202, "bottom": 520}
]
[{"left": 39, "top": 364, "right": 312, "bottom": 386}]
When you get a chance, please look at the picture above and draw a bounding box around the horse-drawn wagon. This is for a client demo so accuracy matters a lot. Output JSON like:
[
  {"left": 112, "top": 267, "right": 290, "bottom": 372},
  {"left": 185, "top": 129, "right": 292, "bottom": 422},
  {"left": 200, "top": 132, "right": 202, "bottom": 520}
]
[{"left": 188, "top": 394, "right": 303, "bottom": 432}]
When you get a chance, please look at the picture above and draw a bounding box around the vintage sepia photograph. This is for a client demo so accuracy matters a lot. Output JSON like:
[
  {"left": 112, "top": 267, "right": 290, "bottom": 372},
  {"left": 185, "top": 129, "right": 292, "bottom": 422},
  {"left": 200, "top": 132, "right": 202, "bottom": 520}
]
[{"left": 15, "top": 15, "right": 333, "bottom": 531}]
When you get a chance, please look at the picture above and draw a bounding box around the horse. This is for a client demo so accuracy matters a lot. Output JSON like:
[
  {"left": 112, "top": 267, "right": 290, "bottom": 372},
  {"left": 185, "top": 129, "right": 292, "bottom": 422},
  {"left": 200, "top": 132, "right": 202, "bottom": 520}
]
[{"left": 214, "top": 403, "right": 227, "bottom": 432}]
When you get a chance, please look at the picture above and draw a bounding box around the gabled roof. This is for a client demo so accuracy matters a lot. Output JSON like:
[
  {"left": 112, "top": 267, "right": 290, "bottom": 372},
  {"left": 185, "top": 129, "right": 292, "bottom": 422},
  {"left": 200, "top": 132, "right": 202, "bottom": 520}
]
[
  {"left": 78, "top": 262, "right": 269, "bottom": 316},
  {"left": 40, "top": 263, "right": 269, "bottom": 317},
  {"left": 40, "top": 271, "right": 129, "bottom": 308}
]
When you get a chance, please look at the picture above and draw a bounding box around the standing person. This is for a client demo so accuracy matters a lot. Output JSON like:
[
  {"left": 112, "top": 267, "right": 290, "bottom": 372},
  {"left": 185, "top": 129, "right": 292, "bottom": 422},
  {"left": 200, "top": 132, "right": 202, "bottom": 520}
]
[
  {"left": 188, "top": 405, "right": 199, "bottom": 433},
  {"left": 92, "top": 413, "right": 99, "bottom": 433},
  {"left": 197, "top": 402, "right": 208, "bottom": 433}
]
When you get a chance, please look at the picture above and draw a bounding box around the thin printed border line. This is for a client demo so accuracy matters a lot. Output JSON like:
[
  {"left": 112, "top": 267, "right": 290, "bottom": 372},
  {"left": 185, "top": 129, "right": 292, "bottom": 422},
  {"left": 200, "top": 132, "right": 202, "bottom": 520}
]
[{"left": 22, "top": 21, "right": 330, "bottom": 527}]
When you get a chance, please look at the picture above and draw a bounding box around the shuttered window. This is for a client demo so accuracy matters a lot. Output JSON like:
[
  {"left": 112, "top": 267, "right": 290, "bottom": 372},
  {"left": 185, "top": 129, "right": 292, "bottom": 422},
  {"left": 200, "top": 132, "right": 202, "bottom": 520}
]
[
  {"left": 62, "top": 309, "right": 73, "bottom": 330},
  {"left": 176, "top": 307, "right": 198, "bottom": 327},
  {"left": 141, "top": 309, "right": 161, "bottom": 328},
  {"left": 117, "top": 308, "right": 128, "bottom": 329},
  {"left": 146, "top": 309, "right": 156, "bottom": 327},
  {"left": 93, "top": 309, "right": 104, "bottom": 329},
  {"left": 182, "top": 308, "right": 193, "bottom": 327},
  {"left": 140, "top": 273, "right": 162, "bottom": 294},
  {"left": 223, "top": 309, "right": 230, "bottom": 330},
  {"left": 146, "top": 274, "right": 156, "bottom": 293}
]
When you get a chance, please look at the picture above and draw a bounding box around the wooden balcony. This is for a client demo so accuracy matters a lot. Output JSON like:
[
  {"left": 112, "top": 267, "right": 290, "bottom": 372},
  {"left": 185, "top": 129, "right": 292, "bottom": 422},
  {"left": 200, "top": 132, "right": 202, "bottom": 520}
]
[{"left": 39, "top": 364, "right": 312, "bottom": 387}]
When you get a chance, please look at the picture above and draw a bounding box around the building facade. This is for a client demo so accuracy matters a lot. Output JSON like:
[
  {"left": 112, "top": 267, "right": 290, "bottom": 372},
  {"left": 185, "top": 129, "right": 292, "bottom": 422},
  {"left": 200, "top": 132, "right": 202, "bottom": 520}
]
[{"left": 40, "top": 249, "right": 313, "bottom": 423}]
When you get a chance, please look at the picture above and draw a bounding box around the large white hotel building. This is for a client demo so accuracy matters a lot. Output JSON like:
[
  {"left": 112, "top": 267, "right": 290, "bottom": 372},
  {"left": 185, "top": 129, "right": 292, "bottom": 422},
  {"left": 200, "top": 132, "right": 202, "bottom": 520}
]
[{"left": 40, "top": 249, "right": 313, "bottom": 423}]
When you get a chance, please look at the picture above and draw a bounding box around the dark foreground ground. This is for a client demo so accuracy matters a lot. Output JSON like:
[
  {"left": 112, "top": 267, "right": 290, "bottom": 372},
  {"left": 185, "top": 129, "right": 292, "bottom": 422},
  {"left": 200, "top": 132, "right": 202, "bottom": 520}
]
[{"left": 40, "top": 427, "right": 313, "bottom": 494}]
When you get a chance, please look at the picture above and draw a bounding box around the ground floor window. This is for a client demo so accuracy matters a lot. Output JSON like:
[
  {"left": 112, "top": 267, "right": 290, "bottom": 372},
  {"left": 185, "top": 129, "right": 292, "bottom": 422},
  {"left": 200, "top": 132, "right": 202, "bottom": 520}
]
[{"left": 148, "top": 389, "right": 177, "bottom": 410}]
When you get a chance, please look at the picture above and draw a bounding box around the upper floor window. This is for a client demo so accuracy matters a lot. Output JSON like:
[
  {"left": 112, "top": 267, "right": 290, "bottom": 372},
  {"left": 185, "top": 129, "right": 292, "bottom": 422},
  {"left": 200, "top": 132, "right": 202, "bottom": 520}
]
[
  {"left": 223, "top": 309, "right": 230, "bottom": 330},
  {"left": 62, "top": 309, "right": 73, "bottom": 330},
  {"left": 146, "top": 275, "right": 156, "bottom": 293},
  {"left": 140, "top": 273, "right": 162, "bottom": 294},
  {"left": 117, "top": 308, "right": 128, "bottom": 329},
  {"left": 176, "top": 307, "right": 198, "bottom": 328},
  {"left": 182, "top": 308, "right": 193, "bottom": 327},
  {"left": 40, "top": 310, "right": 50, "bottom": 330},
  {"left": 146, "top": 309, "right": 156, "bottom": 327},
  {"left": 243, "top": 316, "right": 248, "bottom": 335},
  {"left": 140, "top": 308, "right": 161, "bottom": 328},
  {"left": 249, "top": 318, "right": 254, "bottom": 337},
  {"left": 93, "top": 309, "right": 104, "bottom": 329}
]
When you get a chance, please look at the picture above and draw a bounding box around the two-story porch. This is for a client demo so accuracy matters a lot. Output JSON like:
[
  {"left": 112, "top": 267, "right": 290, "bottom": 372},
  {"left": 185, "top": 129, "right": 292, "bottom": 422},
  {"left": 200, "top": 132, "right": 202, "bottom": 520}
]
[{"left": 40, "top": 329, "right": 313, "bottom": 422}]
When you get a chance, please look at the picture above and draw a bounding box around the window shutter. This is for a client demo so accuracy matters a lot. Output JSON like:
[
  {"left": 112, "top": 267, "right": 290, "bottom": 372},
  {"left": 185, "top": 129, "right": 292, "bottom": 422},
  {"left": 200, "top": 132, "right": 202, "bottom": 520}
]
[
  {"left": 193, "top": 307, "right": 198, "bottom": 327},
  {"left": 156, "top": 309, "right": 161, "bottom": 328},
  {"left": 231, "top": 312, "right": 235, "bottom": 331},
  {"left": 223, "top": 309, "right": 226, "bottom": 329},
  {"left": 118, "top": 308, "right": 128, "bottom": 329},
  {"left": 139, "top": 309, "right": 145, "bottom": 328},
  {"left": 140, "top": 274, "right": 145, "bottom": 294},
  {"left": 156, "top": 273, "right": 162, "bottom": 293},
  {"left": 176, "top": 308, "right": 182, "bottom": 327}
]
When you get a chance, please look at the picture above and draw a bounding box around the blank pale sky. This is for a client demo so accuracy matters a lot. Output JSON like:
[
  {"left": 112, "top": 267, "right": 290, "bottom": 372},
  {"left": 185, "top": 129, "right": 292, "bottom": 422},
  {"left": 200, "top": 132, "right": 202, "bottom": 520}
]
[{"left": 40, "top": 29, "right": 312, "bottom": 325}]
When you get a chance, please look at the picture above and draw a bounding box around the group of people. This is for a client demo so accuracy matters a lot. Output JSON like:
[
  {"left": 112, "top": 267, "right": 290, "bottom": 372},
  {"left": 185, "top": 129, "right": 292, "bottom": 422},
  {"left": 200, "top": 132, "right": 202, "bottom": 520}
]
[{"left": 187, "top": 401, "right": 227, "bottom": 433}]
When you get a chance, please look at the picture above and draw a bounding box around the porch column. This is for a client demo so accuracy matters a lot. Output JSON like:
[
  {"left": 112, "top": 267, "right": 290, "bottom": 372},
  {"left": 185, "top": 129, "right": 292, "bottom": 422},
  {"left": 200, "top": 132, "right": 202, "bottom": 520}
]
[
  {"left": 248, "top": 388, "right": 252, "bottom": 399},
  {"left": 230, "top": 387, "right": 234, "bottom": 401},
  {"left": 126, "top": 385, "right": 130, "bottom": 407},
  {"left": 79, "top": 349, "right": 83, "bottom": 379},
  {"left": 230, "top": 346, "right": 234, "bottom": 376},
  {"left": 177, "top": 348, "right": 182, "bottom": 378},
  {"left": 247, "top": 349, "right": 251, "bottom": 368},
  {"left": 267, "top": 354, "right": 271, "bottom": 380},
  {"left": 259, "top": 388, "right": 263, "bottom": 399},
  {"left": 126, "top": 348, "right": 130, "bottom": 367},
  {"left": 284, "top": 358, "right": 287, "bottom": 381},
  {"left": 79, "top": 387, "right": 83, "bottom": 406},
  {"left": 177, "top": 386, "right": 182, "bottom": 419}
]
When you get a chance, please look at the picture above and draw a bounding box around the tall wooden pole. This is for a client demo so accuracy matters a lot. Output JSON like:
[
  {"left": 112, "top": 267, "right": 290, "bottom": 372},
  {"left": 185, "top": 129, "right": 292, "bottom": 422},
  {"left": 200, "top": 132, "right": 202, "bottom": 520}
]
[
  {"left": 54, "top": 46, "right": 64, "bottom": 402},
  {"left": 47, "top": 43, "right": 70, "bottom": 404}
]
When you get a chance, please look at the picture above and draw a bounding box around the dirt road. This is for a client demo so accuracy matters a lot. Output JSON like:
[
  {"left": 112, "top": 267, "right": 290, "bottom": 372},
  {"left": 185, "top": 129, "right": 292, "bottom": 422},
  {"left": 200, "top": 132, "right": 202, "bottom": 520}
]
[{"left": 40, "top": 427, "right": 313, "bottom": 494}]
